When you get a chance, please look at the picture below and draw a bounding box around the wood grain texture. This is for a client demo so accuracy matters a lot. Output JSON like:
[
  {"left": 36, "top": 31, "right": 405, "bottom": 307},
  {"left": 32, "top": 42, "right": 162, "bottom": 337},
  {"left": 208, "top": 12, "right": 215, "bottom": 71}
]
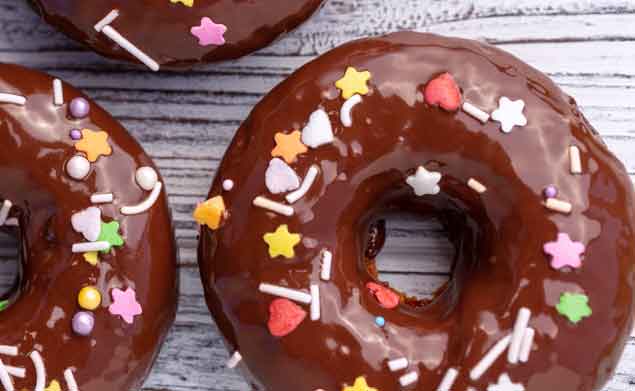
[{"left": 1, "top": 0, "right": 634, "bottom": 390}]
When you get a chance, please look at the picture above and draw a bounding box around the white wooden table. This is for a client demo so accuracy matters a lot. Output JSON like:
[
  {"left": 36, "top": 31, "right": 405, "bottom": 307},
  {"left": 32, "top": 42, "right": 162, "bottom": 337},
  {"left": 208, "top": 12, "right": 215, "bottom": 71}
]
[{"left": 1, "top": 1, "right": 634, "bottom": 390}]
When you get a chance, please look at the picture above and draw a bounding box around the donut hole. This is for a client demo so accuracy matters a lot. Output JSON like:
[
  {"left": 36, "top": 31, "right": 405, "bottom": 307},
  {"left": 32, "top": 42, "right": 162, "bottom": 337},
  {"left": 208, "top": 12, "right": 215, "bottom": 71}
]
[{"left": 0, "top": 231, "right": 20, "bottom": 305}]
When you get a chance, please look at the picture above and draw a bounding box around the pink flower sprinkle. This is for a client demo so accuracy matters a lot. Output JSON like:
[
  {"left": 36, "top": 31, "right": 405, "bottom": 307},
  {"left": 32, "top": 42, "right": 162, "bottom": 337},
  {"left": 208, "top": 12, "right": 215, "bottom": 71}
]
[
  {"left": 109, "top": 287, "right": 142, "bottom": 324},
  {"left": 191, "top": 17, "right": 227, "bottom": 46},
  {"left": 543, "top": 232, "right": 585, "bottom": 270}
]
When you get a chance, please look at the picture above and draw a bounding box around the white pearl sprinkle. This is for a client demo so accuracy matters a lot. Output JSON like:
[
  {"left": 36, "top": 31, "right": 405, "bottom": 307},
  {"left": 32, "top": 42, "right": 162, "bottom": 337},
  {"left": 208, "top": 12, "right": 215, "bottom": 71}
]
[
  {"left": 135, "top": 166, "right": 158, "bottom": 191},
  {"left": 66, "top": 155, "right": 90, "bottom": 180},
  {"left": 222, "top": 179, "right": 234, "bottom": 191}
]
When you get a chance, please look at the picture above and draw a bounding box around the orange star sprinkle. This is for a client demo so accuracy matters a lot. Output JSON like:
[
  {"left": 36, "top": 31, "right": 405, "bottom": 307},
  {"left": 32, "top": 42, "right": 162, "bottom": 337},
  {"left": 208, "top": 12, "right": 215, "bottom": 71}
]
[
  {"left": 193, "top": 195, "right": 226, "bottom": 230},
  {"left": 271, "top": 130, "right": 308, "bottom": 164},
  {"left": 75, "top": 129, "right": 112, "bottom": 162}
]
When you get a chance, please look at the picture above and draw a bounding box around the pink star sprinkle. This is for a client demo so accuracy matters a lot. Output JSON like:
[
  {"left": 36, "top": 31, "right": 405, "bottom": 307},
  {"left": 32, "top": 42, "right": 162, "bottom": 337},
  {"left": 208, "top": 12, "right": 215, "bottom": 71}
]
[
  {"left": 108, "top": 287, "right": 142, "bottom": 324},
  {"left": 543, "top": 232, "right": 585, "bottom": 270},
  {"left": 191, "top": 17, "right": 227, "bottom": 46}
]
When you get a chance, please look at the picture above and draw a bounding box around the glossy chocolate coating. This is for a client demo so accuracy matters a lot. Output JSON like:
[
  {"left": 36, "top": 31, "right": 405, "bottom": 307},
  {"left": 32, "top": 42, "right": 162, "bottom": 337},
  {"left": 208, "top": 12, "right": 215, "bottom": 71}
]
[
  {"left": 0, "top": 64, "right": 177, "bottom": 390},
  {"left": 199, "top": 33, "right": 635, "bottom": 391},
  {"left": 28, "top": 0, "right": 324, "bottom": 68}
]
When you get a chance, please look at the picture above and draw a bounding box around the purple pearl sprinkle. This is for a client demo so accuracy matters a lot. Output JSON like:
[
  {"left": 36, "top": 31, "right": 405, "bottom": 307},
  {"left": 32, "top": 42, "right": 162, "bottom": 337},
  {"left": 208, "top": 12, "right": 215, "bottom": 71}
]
[
  {"left": 72, "top": 311, "right": 95, "bottom": 336},
  {"left": 69, "top": 97, "right": 90, "bottom": 119},
  {"left": 69, "top": 129, "right": 82, "bottom": 140},
  {"left": 544, "top": 185, "right": 558, "bottom": 198}
]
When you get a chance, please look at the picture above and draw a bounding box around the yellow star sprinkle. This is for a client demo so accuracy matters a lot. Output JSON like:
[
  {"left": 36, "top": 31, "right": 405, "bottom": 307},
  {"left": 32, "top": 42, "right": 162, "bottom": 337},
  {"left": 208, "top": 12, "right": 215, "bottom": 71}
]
[
  {"left": 44, "top": 380, "right": 61, "bottom": 391},
  {"left": 342, "top": 376, "right": 378, "bottom": 391},
  {"left": 271, "top": 130, "right": 308, "bottom": 164},
  {"left": 75, "top": 129, "right": 112, "bottom": 162},
  {"left": 193, "top": 195, "right": 226, "bottom": 230},
  {"left": 263, "top": 224, "right": 301, "bottom": 259},
  {"left": 83, "top": 251, "right": 99, "bottom": 266},
  {"left": 335, "top": 67, "right": 372, "bottom": 99},
  {"left": 170, "top": 0, "right": 193, "bottom": 6}
]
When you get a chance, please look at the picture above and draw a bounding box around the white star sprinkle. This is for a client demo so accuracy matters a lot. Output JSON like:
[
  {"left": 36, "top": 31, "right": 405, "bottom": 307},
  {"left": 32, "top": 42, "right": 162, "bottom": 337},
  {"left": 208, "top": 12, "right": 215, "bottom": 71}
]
[
  {"left": 406, "top": 166, "right": 442, "bottom": 196},
  {"left": 487, "top": 374, "right": 525, "bottom": 391},
  {"left": 491, "top": 97, "right": 527, "bottom": 133}
]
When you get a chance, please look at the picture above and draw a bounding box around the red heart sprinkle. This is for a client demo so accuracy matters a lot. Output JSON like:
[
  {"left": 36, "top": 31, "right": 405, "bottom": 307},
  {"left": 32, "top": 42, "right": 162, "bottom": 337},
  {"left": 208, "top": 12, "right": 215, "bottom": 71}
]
[
  {"left": 267, "top": 298, "right": 307, "bottom": 337},
  {"left": 366, "top": 282, "right": 400, "bottom": 309},
  {"left": 424, "top": 72, "right": 462, "bottom": 111}
]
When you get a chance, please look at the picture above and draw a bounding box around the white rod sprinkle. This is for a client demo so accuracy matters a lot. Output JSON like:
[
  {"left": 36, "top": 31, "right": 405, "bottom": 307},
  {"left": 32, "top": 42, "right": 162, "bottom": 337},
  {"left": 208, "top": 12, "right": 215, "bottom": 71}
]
[
  {"left": 30, "top": 351, "right": 46, "bottom": 391},
  {"left": 53, "top": 79, "right": 63, "bottom": 106},
  {"left": 467, "top": 178, "right": 487, "bottom": 194},
  {"left": 226, "top": 351, "right": 242, "bottom": 369},
  {"left": 0, "top": 346, "right": 17, "bottom": 357},
  {"left": 94, "top": 10, "right": 120, "bottom": 32},
  {"left": 469, "top": 334, "right": 512, "bottom": 381},
  {"left": 286, "top": 165, "right": 320, "bottom": 204},
  {"left": 569, "top": 145, "right": 582, "bottom": 174},
  {"left": 310, "top": 284, "right": 320, "bottom": 321},
  {"left": 463, "top": 102, "right": 490, "bottom": 123},
  {"left": 120, "top": 181, "right": 162, "bottom": 215},
  {"left": 320, "top": 250, "right": 332, "bottom": 281},
  {"left": 399, "top": 371, "right": 419, "bottom": 387},
  {"left": 72, "top": 241, "right": 110, "bottom": 253},
  {"left": 258, "top": 283, "right": 312, "bottom": 304},
  {"left": 64, "top": 368, "right": 79, "bottom": 391},
  {"left": 437, "top": 368, "right": 459, "bottom": 391},
  {"left": 545, "top": 198, "right": 572, "bottom": 214},
  {"left": 101, "top": 26, "right": 160, "bottom": 71},
  {"left": 340, "top": 94, "right": 362, "bottom": 127},
  {"left": 0, "top": 200, "right": 12, "bottom": 226},
  {"left": 3, "top": 218, "right": 18, "bottom": 227},
  {"left": 91, "top": 193, "right": 114, "bottom": 204},
  {"left": 0, "top": 360, "right": 14, "bottom": 391},
  {"left": 252, "top": 196, "right": 294, "bottom": 217},
  {"left": 519, "top": 327, "right": 535, "bottom": 363},
  {"left": 508, "top": 307, "right": 531, "bottom": 364},
  {"left": 387, "top": 357, "right": 408, "bottom": 372},
  {"left": 5, "top": 366, "right": 25, "bottom": 378},
  {"left": 0, "top": 93, "right": 26, "bottom": 106}
]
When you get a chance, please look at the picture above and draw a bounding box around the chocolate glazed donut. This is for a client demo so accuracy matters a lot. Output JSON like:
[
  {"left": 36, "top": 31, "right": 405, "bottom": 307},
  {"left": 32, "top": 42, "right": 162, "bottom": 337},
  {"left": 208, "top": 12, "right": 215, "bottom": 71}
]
[
  {"left": 0, "top": 64, "right": 177, "bottom": 391},
  {"left": 28, "top": 0, "right": 324, "bottom": 70},
  {"left": 197, "top": 32, "right": 635, "bottom": 391}
]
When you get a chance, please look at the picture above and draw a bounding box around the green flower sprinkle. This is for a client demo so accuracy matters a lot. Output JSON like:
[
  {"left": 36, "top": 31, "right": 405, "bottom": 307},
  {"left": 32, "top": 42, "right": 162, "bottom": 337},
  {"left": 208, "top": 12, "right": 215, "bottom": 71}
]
[
  {"left": 97, "top": 220, "right": 124, "bottom": 253},
  {"left": 556, "top": 292, "right": 592, "bottom": 324}
]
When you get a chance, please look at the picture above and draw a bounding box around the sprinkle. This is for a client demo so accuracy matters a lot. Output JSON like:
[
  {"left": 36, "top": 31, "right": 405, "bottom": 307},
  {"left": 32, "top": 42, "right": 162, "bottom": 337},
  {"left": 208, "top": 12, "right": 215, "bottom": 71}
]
[
  {"left": 320, "top": 250, "right": 332, "bottom": 281},
  {"left": 544, "top": 198, "right": 572, "bottom": 214},
  {"left": 91, "top": 192, "right": 114, "bottom": 204},
  {"left": 387, "top": 357, "right": 408, "bottom": 372},
  {"left": 0, "top": 346, "right": 17, "bottom": 356},
  {"left": 491, "top": 97, "right": 527, "bottom": 133},
  {"left": 135, "top": 166, "right": 159, "bottom": 191},
  {"left": 226, "top": 351, "right": 242, "bottom": 369},
  {"left": 263, "top": 224, "right": 301, "bottom": 259},
  {"left": 335, "top": 67, "right": 372, "bottom": 100},
  {"left": 467, "top": 178, "right": 486, "bottom": 193},
  {"left": 0, "top": 301, "right": 7, "bottom": 312},
  {"left": 258, "top": 283, "right": 312, "bottom": 304},
  {"left": 462, "top": 101, "right": 490, "bottom": 123},
  {"left": 286, "top": 165, "right": 320, "bottom": 204},
  {"left": 78, "top": 286, "right": 101, "bottom": 310},
  {"left": 268, "top": 298, "right": 307, "bottom": 337},
  {"left": 72, "top": 311, "right": 95, "bottom": 336},
  {"left": 4, "top": 218, "right": 18, "bottom": 227},
  {"left": 301, "top": 109, "right": 334, "bottom": 149},
  {"left": 569, "top": 145, "right": 582, "bottom": 174},
  {"left": 265, "top": 158, "right": 300, "bottom": 194},
  {"left": 44, "top": 380, "right": 61, "bottom": 391},
  {"left": 437, "top": 368, "right": 459, "bottom": 391},
  {"left": 191, "top": 17, "right": 227, "bottom": 46},
  {"left": 375, "top": 316, "right": 385, "bottom": 327},
  {"left": 543, "top": 185, "right": 557, "bottom": 199},
  {"left": 120, "top": 181, "right": 163, "bottom": 215},
  {"left": 519, "top": 327, "right": 535, "bottom": 363},
  {"left": 469, "top": 334, "right": 512, "bottom": 380},
  {"left": 0, "top": 200, "right": 12, "bottom": 226},
  {"left": 69, "top": 129, "right": 82, "bottom": 140},
  {"left": 343, "top": 376, "right": 378, "bottom": 391},
  {"left": 487, "top": 373, "right": 525, "bottom": 391},
  {"left": 399, "top": 371, "right": 419, "bottom": 387},
  {"left": 508, "top": 307, "right": 531, "bottom": 364},
  {"left": 366, "top": 282, "right": 400, "bottom": 309},
  {"left": 253, "top": 196, "right": 294, "bottom": 216},
  {"left": 64, "top": 369, "right": 79, "bottom": 391},
  {"left": 52, "top": 79, "right": 63, "bottom": 106},
  {"left": 425, "top": 73, "right": 461, "bottom": 112},
  {"left": 556, "top": 292, "right": 592, "bottom": 324},
  {"left": 222, "top": 179, "right": 235, "bottom": 191},
  {"left": 97, "top": 220, "right": 124, "bottom": 253},
  {"left": 310, "top": 284, "right": 320, "bottom": 321},
  {"left": 271, "top": 130, "right": 308, "bottom": 164},
  {"left": 543, "top": 232, "right": 585, "bottom": 270},
  {"left": 30, "top": 350, "right": 46, "bottom": 391},
  {"left": 0, "top": 93, "right": 26, "bottom": 106},
  {"left": 72, "top": 241, "right": 110, "bottom": 253},
  {"left": 109, "top": 287, "right": 143, "bottom": 324},
  {"left": 340, "top": 94, "right": 363, "bottom": 127},
  {"left": 193, "top": 195, "right": 226, "bottom": 229},
  {"left": 5, "top": 365, "right": 24, "bottom": 378},
  {"left": 94, "top": 11, "right": 160, "bottom": 71},
  {"left": 406, "top": 166, "right": 442, "bottom": 196},
  {"left": 66, "top": 155, "right": 91, "bottom": 180},
  {"left": 83, "top": 251, "right": 99, "bottom": 266},
  {"left": 74, "top": 129, "right": 112, "bottom": 162},
  {"left": 171, "top": 0, "right": 193, "bottom": 6},
  {"left": 71, "top": 206, "right": 102, "bottom": 242},
  {"left": 69, "top": 97, "right": 90, "bottom": 119},
  {"left": 0, "top": 360, "right": 14, "bottom": 391}
]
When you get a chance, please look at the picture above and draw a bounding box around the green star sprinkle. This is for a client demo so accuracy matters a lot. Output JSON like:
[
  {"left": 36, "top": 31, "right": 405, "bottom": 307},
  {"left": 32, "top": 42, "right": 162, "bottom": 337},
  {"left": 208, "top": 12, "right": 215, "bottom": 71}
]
[
  {"left": 0, "top": 300, "right": 8, "bottom": 311},
  {"left": 97, "top": 220, "right": 124, "bottom": 253},
  {"left": 556, "top": 292, "right": 592, "bottom": 324}
]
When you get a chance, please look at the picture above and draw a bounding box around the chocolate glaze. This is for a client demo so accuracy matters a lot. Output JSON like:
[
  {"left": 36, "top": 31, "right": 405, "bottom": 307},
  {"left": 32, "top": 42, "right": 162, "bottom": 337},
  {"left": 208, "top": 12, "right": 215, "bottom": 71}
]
[
  {"left": 0, "top": 64, "right": 177, "bottom": 390},
  {"left": 198, "top": 33, "right": 635, "bottom": 391},
  {"left": 28, "top": 0, "right": 324, "bottom": 68}
]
